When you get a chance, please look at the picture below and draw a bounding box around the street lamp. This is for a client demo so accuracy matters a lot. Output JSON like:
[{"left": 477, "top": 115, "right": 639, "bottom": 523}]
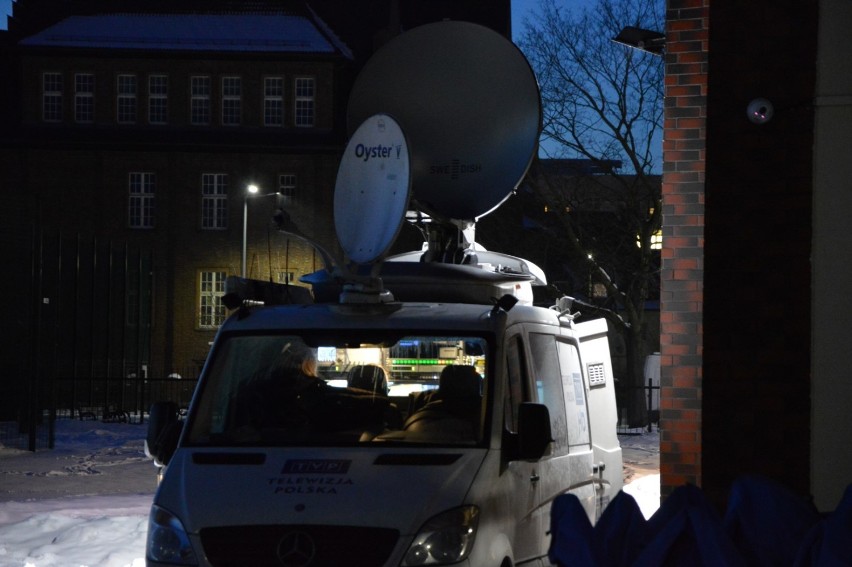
[
  {"left": 241, "top": 185, "right": 259, "bottom": 277},
  {"left": 242, "top": 185, "right": 283, "bottom": 278},
  {"left": 613, "top": 26, "right": 666, "bottom": 56}
]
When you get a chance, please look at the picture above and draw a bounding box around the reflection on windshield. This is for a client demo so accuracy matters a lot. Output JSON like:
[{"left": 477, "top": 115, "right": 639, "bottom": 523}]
[{"left": 188, "top": 334, "right": 488, "bottom": 447}]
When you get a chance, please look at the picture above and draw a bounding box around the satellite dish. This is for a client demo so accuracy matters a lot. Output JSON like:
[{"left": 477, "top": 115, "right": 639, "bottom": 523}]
[
  {"left": 334, "top": 114, "right": 411, "bottom": 265},
  {"left": 347, "top": 21, "right": 541, "bottom": 223}
]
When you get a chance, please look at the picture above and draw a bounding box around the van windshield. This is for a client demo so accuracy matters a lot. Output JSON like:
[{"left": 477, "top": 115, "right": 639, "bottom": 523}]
[{"left": 187, "top": 333, "right": 489, "bottom": 447}]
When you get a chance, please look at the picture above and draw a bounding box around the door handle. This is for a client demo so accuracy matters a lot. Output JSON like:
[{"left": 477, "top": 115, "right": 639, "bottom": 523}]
[{"left": 530, "top": 472, "right": 540, "bottom": 483}]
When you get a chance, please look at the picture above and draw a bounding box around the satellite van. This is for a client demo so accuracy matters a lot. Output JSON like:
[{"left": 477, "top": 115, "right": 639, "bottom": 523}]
[{"left": 144, "top": 21, "right": 622, "bottom": 567}]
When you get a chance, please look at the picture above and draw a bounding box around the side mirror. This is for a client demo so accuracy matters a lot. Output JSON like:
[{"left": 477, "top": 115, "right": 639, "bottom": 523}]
[
  {"left": 145, "top": 401, "right": 182, "bottom": 467},
  {"left": 517, "top": 402, "right": 554, "bottom": 461}
]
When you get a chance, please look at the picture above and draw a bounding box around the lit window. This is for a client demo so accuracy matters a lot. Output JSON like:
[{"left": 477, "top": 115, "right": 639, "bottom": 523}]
[
  {"left": 636, "top": 230, "right": 663, "bottom": 250},
  {"left": 75, "top": 73, "right": 95, "bottom": 123},
  {"left": 294, "top": 77, "right": 315, "bottom": 127},
  {"left": 42, "top": 72, "right": 63, "bottom": 122},
  {"left": 128, "top": 172, "right": 156, "bottom": 229},
  {"left": 201, "top": 173, "right": 228, "bottom": 229},
  {"left": 278, "top": 271, "right": 294, "bottom": 283},
  {"left": 222, "top": 76, "right": 241, "bottom": 126},
  {"left": 148, "top": 75, "right": 168, "bottom": 124},
  {"left": 264, "top": 77, "right": 284, "bottom": 127},
  {"left": 199, "top": 271, "right": 227, "bottom": 328},
  {"left": 278, "top": 174, "right": 296, "bottom": 205},
  {"left": 191, "top": 76, "right": 211, "bottom": 125},
  {"left": 117, "top": 74, "right": 137, "bottom": 124}
]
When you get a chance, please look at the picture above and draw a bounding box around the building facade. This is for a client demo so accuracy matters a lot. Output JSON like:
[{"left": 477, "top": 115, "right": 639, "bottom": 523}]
[{"left": 0, "top": 0, "right": 511, "bottom": 429}]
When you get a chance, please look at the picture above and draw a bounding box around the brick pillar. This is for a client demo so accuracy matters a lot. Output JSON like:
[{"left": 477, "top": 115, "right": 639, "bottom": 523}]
[{"left": 660, "top": 0, "right": 709, "bottom": 499}]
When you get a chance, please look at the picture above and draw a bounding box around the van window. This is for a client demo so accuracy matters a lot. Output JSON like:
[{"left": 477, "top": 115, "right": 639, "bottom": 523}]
[
  {"left": 186, "top": 333, "right": 489, "bottom": 447},
  {"left": 504, "top": 334, "right": 527, "bottom": 433},
  {"left": 529, "top": 333, "right": 569, "bottom": 455},
  {"left": 556, "top": 340, "right": 591, "bottom": 447}
]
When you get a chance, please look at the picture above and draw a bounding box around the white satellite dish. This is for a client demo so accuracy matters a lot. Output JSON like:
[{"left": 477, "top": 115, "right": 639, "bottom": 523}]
[
  {"left": 334, "top": 114, "right": 411, "bottom": 265},
  {"left": 347, "top": 21, "right": 541, "bottom": 223}
]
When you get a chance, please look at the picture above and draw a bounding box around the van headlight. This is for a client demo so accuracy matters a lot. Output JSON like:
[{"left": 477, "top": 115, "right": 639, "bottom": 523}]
[
  {"left": 402, "top": 506, "right": 480, "bottom": 566},
  {"left": 146, "top": 505, "right": 198, "bottom": 565}
]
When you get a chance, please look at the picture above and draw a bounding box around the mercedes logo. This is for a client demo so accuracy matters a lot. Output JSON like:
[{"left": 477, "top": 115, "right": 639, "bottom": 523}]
[{"left": 276, "top": 531, "right": 317, "bottom": 567}]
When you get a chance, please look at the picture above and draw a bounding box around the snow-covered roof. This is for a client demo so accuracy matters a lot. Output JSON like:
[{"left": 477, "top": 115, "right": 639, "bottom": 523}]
[{"left": 19, "top": 13, "right": 345, "bottom": 54}]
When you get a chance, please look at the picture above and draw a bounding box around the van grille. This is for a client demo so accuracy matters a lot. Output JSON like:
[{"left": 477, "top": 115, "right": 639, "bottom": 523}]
[{"left": 200, "top": 524, "right": 399, "bottom": 567}]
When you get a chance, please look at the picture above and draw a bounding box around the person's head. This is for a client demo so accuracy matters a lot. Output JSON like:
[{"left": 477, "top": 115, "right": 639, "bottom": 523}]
[{"left": 277, "top": 340, "right": 318, "bottom": 377}]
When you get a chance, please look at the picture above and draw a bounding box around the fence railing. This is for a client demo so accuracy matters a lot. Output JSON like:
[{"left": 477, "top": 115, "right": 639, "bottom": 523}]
[
  {"left": 54, "top": 376, "right": 199, "bottom": 422},
  {"left": 0, "top": 376, "right": 198, "bottom": 451},
  {"left": 617, "top": 378, "right": 661, "bottom": 435}
]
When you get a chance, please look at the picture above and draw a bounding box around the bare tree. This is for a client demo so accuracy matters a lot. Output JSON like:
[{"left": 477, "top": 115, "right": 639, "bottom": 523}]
[{"left": 517, "top": 0, "right": 664, "bottom": 426}]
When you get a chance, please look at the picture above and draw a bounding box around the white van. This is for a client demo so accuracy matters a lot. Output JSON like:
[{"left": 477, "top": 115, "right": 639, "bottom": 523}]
[
  {"left": 144, "top": 21, "right": 622, "bottom": 567},
  {"left": 145, "top": 270, "right": 622, "bottom": 567}
]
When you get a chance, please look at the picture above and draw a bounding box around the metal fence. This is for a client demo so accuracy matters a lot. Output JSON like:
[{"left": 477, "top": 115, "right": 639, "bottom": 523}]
[
  {"left": 0, "top": 376, "right": 199, "bottom": 451},
  {"left": 617, "top": 378, "right": 661, "bottom": 435}
]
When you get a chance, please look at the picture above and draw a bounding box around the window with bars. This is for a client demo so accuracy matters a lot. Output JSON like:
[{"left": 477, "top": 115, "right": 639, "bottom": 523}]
[
  {"left": 278, "top": 174, "right": 297, "bottom": 205},
  {"left": 128, "top": 172, "right": 156, "bottom": 229},
  {"left": 148, "top": 75, "right": 168, "bottom": 124},
  {"left": 199, "top": 271, "right": 227, "bottom": 328},
  {"left": 191, "top": 75, "right": 211, "bottom": 125},
  {"left": 294, "top": 77, "right": 315, "bottom": 127},
  {"left": 75, "top": 73, "right": 95, "bottom": 123},
  {"left": 117, "top": 74, "right": 137, "bottom": 124},
  {"left": 278, "top": 271, "right": 295, "bottom": 283},
  {"left": 222, "top": 76, "right": 241, "bottom": 126},
  {"left": 201, "top": 173, "right": 228, "bottom": 229},
  {"left": 42, "top": 72, "right": 63, "bottom": 122},
  {"left": 264, "top": 76, "right": 284, "bottom": 127}
]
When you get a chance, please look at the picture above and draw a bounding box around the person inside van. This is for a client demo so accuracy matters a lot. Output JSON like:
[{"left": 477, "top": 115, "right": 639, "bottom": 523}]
[
  {"left": 232, "top": 339, "right": 399, "bottom": 439},
  {"left": 403, "top": 364, "right": 482, "bottom": 440}
]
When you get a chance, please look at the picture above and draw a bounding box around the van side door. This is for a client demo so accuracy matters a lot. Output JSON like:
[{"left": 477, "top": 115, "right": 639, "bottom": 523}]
[
  {"left": 502, "top": 331, "right": 542, "bottom": 563},
  {"left": 527, "top": 330, "right": 597, "bottom": 554}
]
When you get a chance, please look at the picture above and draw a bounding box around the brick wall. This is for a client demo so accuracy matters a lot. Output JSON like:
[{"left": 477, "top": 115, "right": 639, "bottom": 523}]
[
  {"left": 660, "top": 0, "right": 709, "bottom": 499},
  {"left": 663, "top": 0, "right": 818, "bottom": 509}
]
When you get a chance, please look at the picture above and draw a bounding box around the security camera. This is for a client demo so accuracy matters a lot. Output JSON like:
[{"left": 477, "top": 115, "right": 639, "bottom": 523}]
[{"left": 747, "top": 98, "right": 774, "bottom": 124}]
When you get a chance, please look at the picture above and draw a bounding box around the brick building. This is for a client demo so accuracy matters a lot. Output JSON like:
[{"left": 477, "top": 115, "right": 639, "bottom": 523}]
[
  {"left": 0, "top": 0, "right": 510, "bottom": 419},
  {"left": 661, "top": 0, "right": 852, "bottom": 512}
]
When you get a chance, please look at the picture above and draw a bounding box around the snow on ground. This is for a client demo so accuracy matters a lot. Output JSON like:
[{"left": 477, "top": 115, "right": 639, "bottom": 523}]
[{"left": 0, "top": 420, "right": 660, "bottom": 567}]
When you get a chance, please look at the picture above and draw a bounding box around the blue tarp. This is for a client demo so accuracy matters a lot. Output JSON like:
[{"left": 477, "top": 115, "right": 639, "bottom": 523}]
[{"left": 549, "top": 476, "right": 851, "bottom": 566}]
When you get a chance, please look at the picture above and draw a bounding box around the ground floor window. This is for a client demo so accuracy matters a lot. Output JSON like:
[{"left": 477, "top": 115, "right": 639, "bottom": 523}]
[{"left": 199, "top": 270, "right": 227, "bottom": 328}]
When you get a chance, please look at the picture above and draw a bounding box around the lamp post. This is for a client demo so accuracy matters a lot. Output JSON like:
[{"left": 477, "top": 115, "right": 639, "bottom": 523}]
[{"left": 242, "top": 184, "right": 259, "bottom": 278}]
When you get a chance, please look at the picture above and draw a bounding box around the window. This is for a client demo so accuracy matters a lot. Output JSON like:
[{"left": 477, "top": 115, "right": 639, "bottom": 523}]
[
  {"left": 264, "top": 76, "right": 284, "bottom": 127},
  {"left": 201, "top": 173, "right": 228, "bottom": 229},
  {"left": 294, "top": 77, "right": 315, "bottom": 127},
  {"left": 199, "top": 271, "right": 227, "bottom": 328},
  {"left": 42, "top": 72, "right": 63, "bottom": 122},
  {"left": 556, "top": 341, "right": 591, "bottom": 447},
  {"left": 504, "top": 335, "right": 527, "bottom": 433},
  {"left": 278, "top": 271, "right": 294, "bottom": 283},
  {"left": 74, "top": 73, "right": 95, "bottom": 123},
  {"left": 190, "top": 76, "right": 211, "bottom": 125},
  {"left": 529, "top": 333, "right": 569, "bottom": 455},
  {"left": 187, "top": 333, "right": 488, "bottom": 446},
  {"left": 128, "top": 172, "right": 156, "bottom": 229},
  {"left": 117, "top": 74, "right": 137, "bottom": 124},
  {"left": 148, "top": 75, "right": 168, "bottom": 124},
  {"left": 222, "top": 76, "right": 241, "bottom": 126},
  {"left": 278, "top": 174, "right": 296, "bottom": 205}
]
